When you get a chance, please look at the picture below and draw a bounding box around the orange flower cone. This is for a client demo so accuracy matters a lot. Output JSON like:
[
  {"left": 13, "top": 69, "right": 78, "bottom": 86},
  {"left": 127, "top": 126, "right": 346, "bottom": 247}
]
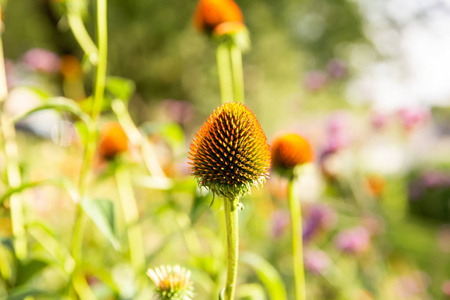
[
  {"left": 189, "top": 102, "right": 271, "bottom": 199},
  {"left": 193, "top": 0, "right": 244, "bottom": 33}
]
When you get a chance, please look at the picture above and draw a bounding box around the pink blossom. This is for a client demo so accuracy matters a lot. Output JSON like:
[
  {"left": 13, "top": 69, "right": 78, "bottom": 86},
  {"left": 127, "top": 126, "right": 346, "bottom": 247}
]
[
  {"left": 397, "top": 107, "right": 429, "bottom": 131},
  {"left": 304, "top": 70, "right": 327, "bottom": 91},
  {"left": 334, "top": 226, "right": 371, "bottom": 255},
  {"left": 327, "top": 59, "right": 347, "bottom": 79},
  {"left": 22, "top": 48, "right": 61, "bottom": 73},
  {"left": 304, "top": 249, "right": 330, "bottom": 275}
]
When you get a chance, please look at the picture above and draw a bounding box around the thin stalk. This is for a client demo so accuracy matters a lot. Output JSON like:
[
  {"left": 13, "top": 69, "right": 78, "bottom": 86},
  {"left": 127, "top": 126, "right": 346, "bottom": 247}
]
[
  {"left": 0, "top": 19, "right": 27, "bottom": 259},
  {"left": 91, "top": 0, "right": 108, "bottom": 121},
  {"left": 224, "top": 196, "right": 239, "bottom": 300},
  {"left": 114, "top": 166, "right": 146, "bottom": 272},
  {"left": 288, "top": 176, "right": 305, "bottom": 300},
  {"left": 216, "top": 43, "right": 233, "bottom": 104},
  {"left": 0, "top": 115, "right": 27, "bottom": 259},
  {"left": 70, "top": 0, "right": 108, "bottom": 296},
  {"left": 73, "top": 272, "right": 97, "bottom": 300},
  {"left": 111, "top": 99, "right": 167, "bottom": 179},
  {"left": 67, "top": 13, "right": 98, "bottom": 65},
  {"left": 229, "top": 44, "right": 244, "bottom": 104}
]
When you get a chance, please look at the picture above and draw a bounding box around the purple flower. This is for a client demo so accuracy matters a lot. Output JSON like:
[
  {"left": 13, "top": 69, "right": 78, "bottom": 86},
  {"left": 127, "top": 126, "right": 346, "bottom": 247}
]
[
  {"left": 327, "top": 59, "right": 347, "bottom": 79},
  {"left": 303, "top": 203, "right": 337, "bottom": 242},
  {"left": 304, "top": 71, "right": 327, "bottom": 91},
  {"left": 22, "top": 48, "right": 61, "bottom": 73},
  {"left": 322, "top": 112, "right": 351, "bottom": 155},
  {"left": 271, "top": 210, "right": 290, "bottom": 239},
  {"left": 304, "top": 249, "right": 330, "bottom": 275},
  {"left": 334, "top": 226, "right": 371, "bottom": 255}
]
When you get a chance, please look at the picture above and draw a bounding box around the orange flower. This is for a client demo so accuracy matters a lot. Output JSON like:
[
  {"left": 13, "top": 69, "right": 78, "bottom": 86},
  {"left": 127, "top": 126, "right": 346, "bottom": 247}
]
[
  {"left": 189, "top": 102, "right": 271, "bottom": 198},
  {"left": 213, "top": 21, "right": 246, "bottom": 36},
  {"left": 61, "top": 55, "right": 82, "bottom": 79},
  {"left": 193, "top": 0, "right": 244, "bottom": 33},
  {"left": 366, "top": 174, "right": 385, "bottom": 197},
  {"left": 271, "top": 133, "right": 314, "bottom": 174},
  {"left": 98, "top": 122, "right": 128, "bottom": 160}
]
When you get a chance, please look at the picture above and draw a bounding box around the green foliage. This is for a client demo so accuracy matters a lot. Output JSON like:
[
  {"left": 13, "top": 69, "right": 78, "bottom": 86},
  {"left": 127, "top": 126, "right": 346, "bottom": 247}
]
[
  {"left": 81, "top": 198, "right": 120, "bottom": 250},
  {"left": 240, "top": 252, "right": 287, "bottom": 300}
]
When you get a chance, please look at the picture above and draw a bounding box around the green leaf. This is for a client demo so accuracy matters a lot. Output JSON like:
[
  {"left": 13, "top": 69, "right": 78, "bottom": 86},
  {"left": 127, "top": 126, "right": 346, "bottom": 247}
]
[
  {"left": 106, "top": 76, "right": 136, "bottom": 102},
  {"left": 13, "top": 97, "right": 91, "bottom": 126},
  {"left": 240, "top": 252, "right": 288, "bottom": 300},
  {"left": 81, "top": 198, "right": 120, "bottom": 250},
  {"left": 6, "top": 287, "right": 59, "bottom": 300},
  {"left": 237, "top": 283, "right": 267, "bottom": 300},
  {"left": 0, "top": 178, "right": 79, "bottom": 206},
  {"left": 15, "top": 259, "right": 48, "bottom": 286},
  {"left": 0, "top": 242, "right": 15, "bottom": 284}
]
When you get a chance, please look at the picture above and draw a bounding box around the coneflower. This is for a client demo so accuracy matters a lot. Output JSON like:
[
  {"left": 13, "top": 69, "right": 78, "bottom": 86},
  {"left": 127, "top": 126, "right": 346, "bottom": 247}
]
[
  {"left": 189, "top": 102, "right": 271, "bottom": 199},
  {"left": 193, "top": 0, "right": 248, "bottom": 104},
  {"left": 189, "top": 102, "right": 271, "bottom": 300},
  {"left": 271, "top": 133, "right": 314, "bottom": 176},
  {"left": 271, "top": 132, "right": 315, "bottom": 300},
  {"left": 147, "top": 265, "right": 194, "bottom": 300},
  {"left": 98, "top": 121, "right": 129, "bottom": 160},
  {"left": 193, "top": 0, "right": 243, "bottom": 34}
]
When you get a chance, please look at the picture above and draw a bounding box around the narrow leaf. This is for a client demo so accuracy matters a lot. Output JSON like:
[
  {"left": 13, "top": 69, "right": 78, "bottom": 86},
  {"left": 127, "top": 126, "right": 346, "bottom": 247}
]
[
  {"left": 240, "top": 251, "right": 288, "bottom": 300},
  {"left": 81, "top": 198, "right": 120, "bottom": 250}
]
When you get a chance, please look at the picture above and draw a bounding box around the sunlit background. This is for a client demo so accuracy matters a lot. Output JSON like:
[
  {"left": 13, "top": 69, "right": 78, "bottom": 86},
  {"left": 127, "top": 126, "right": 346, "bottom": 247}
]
[{"left": 1, "top": 0, "right": 449, "bottom": 299}]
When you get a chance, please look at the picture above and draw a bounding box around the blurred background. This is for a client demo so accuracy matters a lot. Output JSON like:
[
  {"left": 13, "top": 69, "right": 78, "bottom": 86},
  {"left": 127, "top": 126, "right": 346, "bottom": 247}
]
[{"left": 1, "top": 0, "right": 450, "bottom": 299}]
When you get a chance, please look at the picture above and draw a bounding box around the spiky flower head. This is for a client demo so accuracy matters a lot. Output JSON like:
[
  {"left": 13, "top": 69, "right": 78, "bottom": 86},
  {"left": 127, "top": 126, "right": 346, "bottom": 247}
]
[
  {"left": 193, "top": 0, "right": 244, "bottom": 34},
  {"left": 147, "top": 265, "right": 194, "bottom": 300},
  {"left": 98, "top": 122, "right": 129, "bottom": 160},
  {"left": 271, "top": 133, "right": 314, "bottom": 176},
  {"left": 189, "top": 102, "right": 271, "bottom": 199}
]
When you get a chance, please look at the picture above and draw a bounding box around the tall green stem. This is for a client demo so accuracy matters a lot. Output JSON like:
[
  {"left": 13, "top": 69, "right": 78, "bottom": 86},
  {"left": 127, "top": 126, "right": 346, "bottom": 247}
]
[
  {"left": 224, "top": 197, "right": 239, "bottom": 300},
  {"left": 115, "top": 166, "right": 145, "bottom": 272},
  {"left": 91, "top": 0, "right": 108, "bottom": 121},
  {"left": 0, "top": 17, "right": 27, "bottom": 259},
  {"left": 70, "top": 0, "right": 108, "bottom": 296},
  {"left": 67, "top": 12, "right": 98, "bottom": 65},
  {"left": 216, "top": 43, "right": 233, "bottom": 104},
  {"left": 229, "top": 44, "right": 244, "bottom": 104},
  {"left": 288, "top": 176, "right": 305, "bottom": 300}
]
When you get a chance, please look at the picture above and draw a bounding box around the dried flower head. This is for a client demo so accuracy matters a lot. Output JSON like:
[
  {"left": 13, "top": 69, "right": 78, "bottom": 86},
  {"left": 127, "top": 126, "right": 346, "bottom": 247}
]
[
  {"left": 271, "top": 133, "right": 314, "bottom": 176},
  {"left": 193, "top": 0, "right": 244, "bottom": 33},
  {"left": 147, "top": 265, "right": 194, "bottom": 300},
  {"left": 189, "top": 102, "right": 271, "bottom": 199},
  {"left": 98, "top": 122, "right": 128, "bottom": 160}
]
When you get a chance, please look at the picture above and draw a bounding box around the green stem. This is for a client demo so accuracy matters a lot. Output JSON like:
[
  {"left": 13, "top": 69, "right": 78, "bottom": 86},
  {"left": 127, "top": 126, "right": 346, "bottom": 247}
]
[
  {"left": 229, "top": 44, "right": 244, "bottom": 104},
  {"left": 111, "top": 99, "right": 167, "bottom": 179},
  {"left": 67, "top": 12, "right": 98, "bottom": 65},
  {"left": 288, "top": 176, "right": 305, "bottom": 300},
  {"left": 216, "top": 42, "right": 233, "bottom": 104},
  {"left": 0, "top": 18, "right": 27, "bottom": 259},
  {"left": 224, "top": 197, "right": 239, "bottom": 300},
  {"left": 91, "top": 0, "right": 108, "bottom": 121},
  {"left": 70, "top": 0, "right": 108, "bottom": 296},
  {"left": 115, "top": 166, "right": 146, "bottom": 272}
]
